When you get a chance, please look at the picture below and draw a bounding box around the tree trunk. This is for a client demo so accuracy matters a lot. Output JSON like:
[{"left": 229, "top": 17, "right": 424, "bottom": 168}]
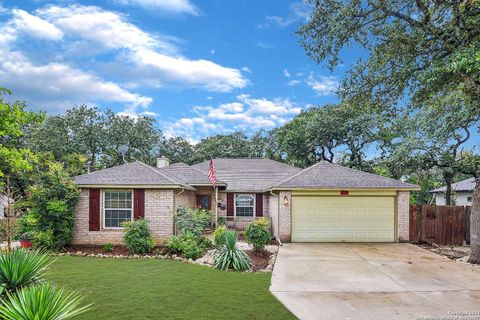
[
  {"left": 444, "top": 173, "right": 453, "bottom": 205},
  {"left": 468, "top": 179, "right": 480, "bottom": 264}
]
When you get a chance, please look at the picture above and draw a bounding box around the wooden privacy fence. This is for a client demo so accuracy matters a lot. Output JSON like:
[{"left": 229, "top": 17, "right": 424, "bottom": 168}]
[{"left": 409, "top": 205, "right": 471, "bottom": 245}]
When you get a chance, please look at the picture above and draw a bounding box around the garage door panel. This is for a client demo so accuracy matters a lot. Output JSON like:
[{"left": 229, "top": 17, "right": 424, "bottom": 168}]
[{"left": 292, "top": 196, "right": 395, "bottom": 242}]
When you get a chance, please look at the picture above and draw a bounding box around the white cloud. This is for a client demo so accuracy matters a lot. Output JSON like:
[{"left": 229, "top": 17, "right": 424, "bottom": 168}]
[
  {"left": 0, "top": 4, "right": 249, "bottom": 113},
  {"left": 288, "top": 79, "right": 301, "bottom": 86},
  {"left": 0, "top": 50, "right": 151, "bottom": 113},
  {"left": 11, "top": 9, "right": 63, "bottom": 40},
  {"left": 254, "top": 41, "right": 273, "bottom": 49},
  {"left": 115, "top": 0, "right": 198, "bottom": 15},
  {"left": 257, "top": 1, "right": 312, "bottom": 29},
  {"left": 283, "top": 69, "right": 291, "bottom": 77},
  {"left": 306, "top": 74, "right": 339, "bottom": 96},
  {"left": 131, "top": 49, "right": 247, "bottom": 92},
  {"left": 163, "top": 94, "right": 302, "bottom": 140}
]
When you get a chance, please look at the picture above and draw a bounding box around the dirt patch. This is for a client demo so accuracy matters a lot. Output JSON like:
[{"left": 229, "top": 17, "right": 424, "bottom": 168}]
[
  {"left": 417, "top": 243, "right": 470, "bottom": 260},
  {"left": 246, "top": 250, "right": 273, "bottom": 272},
  {"left": 62, "top": 245, "right": 167, "bottom": 256}
]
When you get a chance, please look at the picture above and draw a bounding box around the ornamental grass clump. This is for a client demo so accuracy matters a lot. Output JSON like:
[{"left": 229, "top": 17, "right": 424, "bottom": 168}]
[
  {"left": 244, "top": 218, "right": 271, "bottom": 252},
  {"left": 0, "top": 248, "right": 52, "bottom": 295},
  {"left": 0, "top": 283, "right": 91, "bottom": 320},
  {"left": 214, "top": 230, "right": 252, "bottom": 272}
]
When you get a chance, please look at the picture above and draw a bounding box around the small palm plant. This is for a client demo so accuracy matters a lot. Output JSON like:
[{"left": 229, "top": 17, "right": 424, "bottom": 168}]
[
  {"left": 0, "top": 249, "right": 52, "bottom": 294},
  {"left": 214, "top": 230, "right": 252, "bottom": 271},
  {"left": 0, "top": 283, "right": 91, "bottom": 320}
]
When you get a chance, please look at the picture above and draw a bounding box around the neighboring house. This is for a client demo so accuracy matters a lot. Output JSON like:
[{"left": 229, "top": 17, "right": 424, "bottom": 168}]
[
  {"left": 73, "top": 158, "right": 418, "bottom": 245},
  {"left": 430, "top": 178, "right": 476, "bottom": 206}
]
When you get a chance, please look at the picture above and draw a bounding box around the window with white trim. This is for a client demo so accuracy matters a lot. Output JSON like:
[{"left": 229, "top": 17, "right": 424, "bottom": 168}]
[
  {"left": 235, "top": 194, "right": 254, "bottom": 217},
  {"left": 104, "top": 190, "right": 133, "bottom": 228}
]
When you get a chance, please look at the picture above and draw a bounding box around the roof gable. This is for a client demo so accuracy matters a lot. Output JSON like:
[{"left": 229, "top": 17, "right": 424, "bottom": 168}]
[{"left": 274, "top": 161, "right": 419, "bottom": 190}]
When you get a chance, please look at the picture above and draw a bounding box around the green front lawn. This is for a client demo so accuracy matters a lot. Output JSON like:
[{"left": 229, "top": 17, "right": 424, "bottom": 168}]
[{"left": 48, "top": 257, "right": 295, "bottom": 320}]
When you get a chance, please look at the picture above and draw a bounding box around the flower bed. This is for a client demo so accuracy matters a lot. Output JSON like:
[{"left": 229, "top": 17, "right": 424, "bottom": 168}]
[{"left": 59, "top": 242, "right": 278, "bottom": 272}]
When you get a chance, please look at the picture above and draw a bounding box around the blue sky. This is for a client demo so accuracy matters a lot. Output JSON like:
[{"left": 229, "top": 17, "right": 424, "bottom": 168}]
[
  {"left": 0, "top": 0, "right": 478, "bottom": 150},
  {"left": 0, "top": 0, "right": 349, "bottom": 142}
]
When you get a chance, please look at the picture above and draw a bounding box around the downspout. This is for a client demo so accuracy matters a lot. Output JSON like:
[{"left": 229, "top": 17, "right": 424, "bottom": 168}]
[
  {"left": 269, "top": 189, "right": 282, "bottom": 246},
  {"left": 173, "top": 187, "right": 185, "bottom": 235}
]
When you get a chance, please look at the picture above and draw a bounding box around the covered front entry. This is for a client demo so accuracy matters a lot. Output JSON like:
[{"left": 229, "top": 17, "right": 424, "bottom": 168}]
[{"left": 291, "top": 195, "right": 395, "bottom": 242}]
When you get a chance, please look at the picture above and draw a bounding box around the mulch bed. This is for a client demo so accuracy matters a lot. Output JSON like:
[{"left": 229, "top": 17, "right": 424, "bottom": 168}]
[
  {"left": 62, "top": 245, "right": 167, "bottom": 256},
  {"left": 417, "top": 243, "right": 470, "bottom": 260},
  {"left": 246, "top": 250, "right": 272, "bottom": 272},
  {"left": 237, "top": 234, "right": 278, "bottom": 246}
]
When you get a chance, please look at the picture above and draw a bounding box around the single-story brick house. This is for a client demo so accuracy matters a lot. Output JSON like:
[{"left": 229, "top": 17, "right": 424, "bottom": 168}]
[{"left": 73, "top": 157, "right": 418, "bottom": 245}]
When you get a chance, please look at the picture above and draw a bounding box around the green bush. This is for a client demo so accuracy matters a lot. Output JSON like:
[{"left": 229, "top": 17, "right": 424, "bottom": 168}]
[
  {"left": 0, "top": 249, "right": 52, "bottom": 295},
  {"left": 103, "top": 243, "right": 113, "bottom": 253},
  {"left": 166, "top": 232, "right": 202, "bottom": 259},
  {"left": 174, "top": 207, "right": 212, "bottom": 237},
  {"left": 214, "top": 225, "right": 228, "bottom": 247},
  {"left": 122, "top": 219, "right": 155, "bottom": 254},
  {"left": 0, "top": 283, "right": 91, "bottom": 320},
  {"left": 244, "top": 218, "right": 271, "bottom": 252},
  {"left": 214, "top": 230, "right": 252, "bottom": 272},
  {"left": 217, "top": 216, "right": 226, "bottom": 225},
  {"left": 23, "top": 162, "right": 79, "bottom": 251},
  {"left": 166, "top": 232, "right": 212, "bottom": 259}
]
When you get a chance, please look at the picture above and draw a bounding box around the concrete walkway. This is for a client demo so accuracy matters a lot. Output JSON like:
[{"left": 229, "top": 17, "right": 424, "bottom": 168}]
[{"left": 271, "top": 243, "right": 480, "bottom": 320}]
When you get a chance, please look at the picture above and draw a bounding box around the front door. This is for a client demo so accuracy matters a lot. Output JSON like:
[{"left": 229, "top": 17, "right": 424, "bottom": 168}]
[{"left": 197, "top": 195, "right": 211, "bottom": 210}]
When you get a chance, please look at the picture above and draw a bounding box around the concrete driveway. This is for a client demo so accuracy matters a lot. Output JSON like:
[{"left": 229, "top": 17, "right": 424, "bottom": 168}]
[{"left": 271, "top": 243, "right": 480, "bottom": 320}]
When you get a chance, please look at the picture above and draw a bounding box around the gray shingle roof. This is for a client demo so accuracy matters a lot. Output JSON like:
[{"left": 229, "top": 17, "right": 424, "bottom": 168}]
[
  {"left": 192, "top": 158, "right": 302, "bottom": 192},
  {"left": 430, "top": 178, "right": 476, "bottom": 193},
  {"left": 274, "top": 161, "right": 419, "bottom": 190},
  {"left": 156, "top": 162, "right": 225, "bottom": 186},
  {"left": 74, "top": 161, "right": 193, "bottom": 189}
]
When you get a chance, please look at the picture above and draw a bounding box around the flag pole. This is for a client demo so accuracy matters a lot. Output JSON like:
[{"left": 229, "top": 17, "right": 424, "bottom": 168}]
[{"left": 214, "top": 185, "right": 218, "bottom": 228}]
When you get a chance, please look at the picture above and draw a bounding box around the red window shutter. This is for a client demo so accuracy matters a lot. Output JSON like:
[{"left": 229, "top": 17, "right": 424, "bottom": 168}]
[
  {"left": 255, "top": 193, "right": 263, "bottom": 217},
  {"left": 134, "top": 189, "right": 145, "bottom": 219},
  {"left": 226, "top": 193, "right": 234, "bottom": 216},
  {"left": 89, "top": 189, "right": 100, "bottom": 231}
]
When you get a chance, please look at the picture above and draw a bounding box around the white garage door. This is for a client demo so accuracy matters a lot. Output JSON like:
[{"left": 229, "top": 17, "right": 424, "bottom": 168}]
[{"left": 291, "top": 196, "right": 395, "bottom": 242}]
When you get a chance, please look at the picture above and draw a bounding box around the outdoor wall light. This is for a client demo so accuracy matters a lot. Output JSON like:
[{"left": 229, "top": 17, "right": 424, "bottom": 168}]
[{"left": 283, "top": 195, "right": 289, "bottom": 205}]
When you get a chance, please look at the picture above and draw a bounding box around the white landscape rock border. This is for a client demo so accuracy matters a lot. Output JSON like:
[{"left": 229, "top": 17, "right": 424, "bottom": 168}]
[{"left": 56, "top": 241, "right": 279, "bottom": 272}]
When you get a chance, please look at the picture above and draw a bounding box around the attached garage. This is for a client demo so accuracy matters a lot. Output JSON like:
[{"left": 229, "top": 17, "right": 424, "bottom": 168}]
[
  {"left": 291, "top": 194, "right": 395, "bottom": 242},
  {"left": 272, "top": 161, "right": 419, "bottom": 243}
]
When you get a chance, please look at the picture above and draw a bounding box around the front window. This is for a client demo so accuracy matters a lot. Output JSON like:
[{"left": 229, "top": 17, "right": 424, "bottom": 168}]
[
  {"left": 235, "top": 194, "right": 254, "bottom": 217},
  {"left": 104, "top": 190, "right": 133, "bottom": 228}
]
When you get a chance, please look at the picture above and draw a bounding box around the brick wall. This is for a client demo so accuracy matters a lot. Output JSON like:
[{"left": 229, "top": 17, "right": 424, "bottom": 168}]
[
  {"left": 397, "top": 191, "right": 410, "bottom": 242},
  {"left": 175, "top": 190, "right": 195, "bottom": 211},
  {"left": 72, "top": 188, "right": 175, "bottom": 245},
  {"left": 145, "top": 189, "right": 174, "bottom": 242},
  {"left": 278, "top": 191, "right": 292, "bottom": 242},
  {"left": 269, "top": 192, "right": 279, "bottom": 237}
]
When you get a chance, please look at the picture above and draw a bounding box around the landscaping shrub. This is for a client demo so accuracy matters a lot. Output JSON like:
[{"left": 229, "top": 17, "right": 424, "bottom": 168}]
[
  {"left": 166, "top": 232, "right": 212, "bottom": 259},
  {"left": 23, "top": 162, "right": 79, "bottom": 251},
  {"left": 103, "top": 243, "right": 113, "bottom": 253},
  {"left": 0, "top": 283, "right": 91, "bottom": 320},
  {"left": 214, "top": 225, "right": 228, "bottom": 247},
  {"left": 244, "top": 218, "right": 271, "bottom": 252},
  {"left": 217, "top": 216, "right": 226, "bottom": 225},
  {"left": 122, "top": 219, "right": 155, "bottom": 254},
  {"left": 214, "top": 230, "right": 252, "bottom": 271},
  {"left": 174, "top": 207, "right": 212, "bottom": 237},
  {"left": 0, "top": 249, "right": 52, "bottom": 295}
]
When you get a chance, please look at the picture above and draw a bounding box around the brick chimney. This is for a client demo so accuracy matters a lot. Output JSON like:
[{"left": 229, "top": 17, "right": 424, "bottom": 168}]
[{"left": 156, "top": 156, "right": 170, "bottom": 168}]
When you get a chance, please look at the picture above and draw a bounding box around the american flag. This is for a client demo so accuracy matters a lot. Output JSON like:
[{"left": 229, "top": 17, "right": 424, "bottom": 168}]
[{"left": 208, "top": 159, "right": 217, "bottom": 186}]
